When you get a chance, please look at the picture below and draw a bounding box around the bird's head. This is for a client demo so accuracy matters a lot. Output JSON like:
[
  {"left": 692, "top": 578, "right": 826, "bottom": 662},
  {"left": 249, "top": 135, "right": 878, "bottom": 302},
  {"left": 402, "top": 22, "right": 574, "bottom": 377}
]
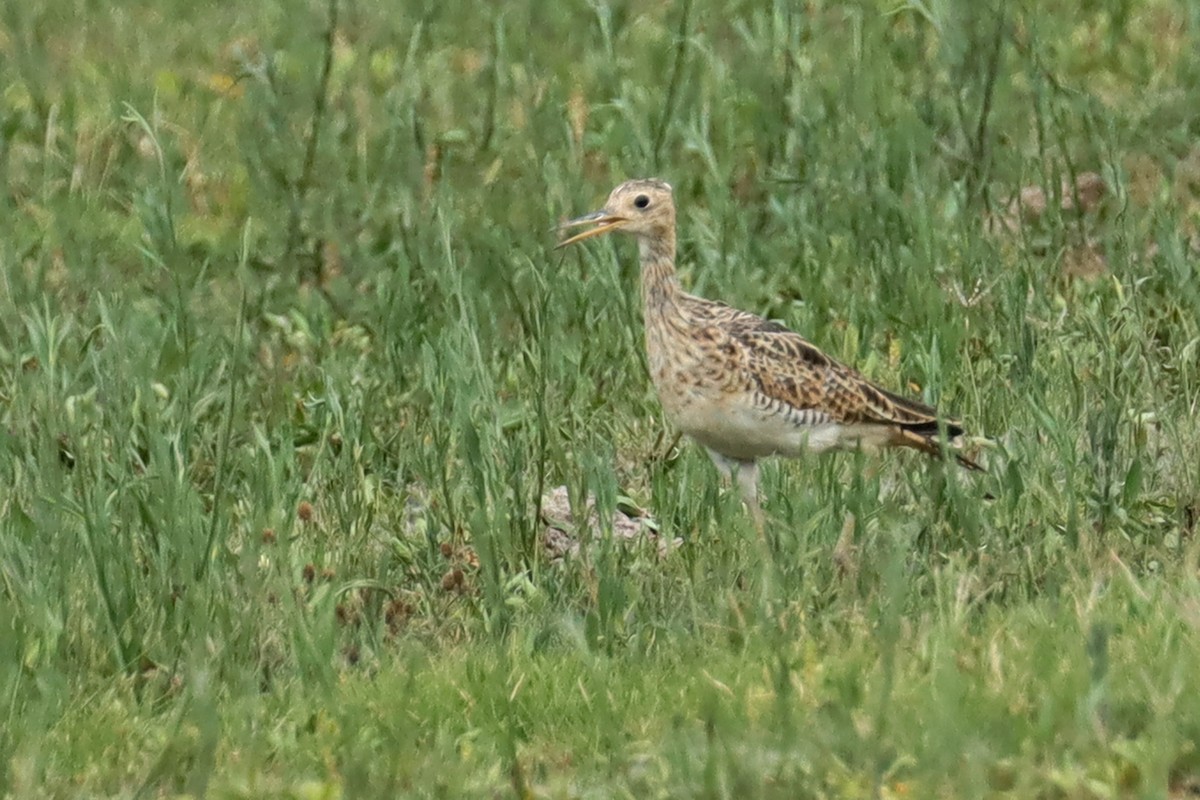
[{"left": 556, "top": 179, "right": 675, "bottom": 248}]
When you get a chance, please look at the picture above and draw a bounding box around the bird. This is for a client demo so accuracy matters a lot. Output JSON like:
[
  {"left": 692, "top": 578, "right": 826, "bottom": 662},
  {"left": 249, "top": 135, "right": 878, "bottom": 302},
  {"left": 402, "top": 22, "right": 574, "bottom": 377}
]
[{"left": 556, "top": 178, "right": 981, "bottom": 532}]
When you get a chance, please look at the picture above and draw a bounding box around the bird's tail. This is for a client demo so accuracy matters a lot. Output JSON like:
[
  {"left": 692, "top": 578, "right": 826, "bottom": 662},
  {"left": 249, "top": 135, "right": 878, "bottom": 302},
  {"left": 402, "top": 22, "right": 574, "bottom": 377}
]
[{"left": 893, "top": 427, "right": 984, "bottom": 472}]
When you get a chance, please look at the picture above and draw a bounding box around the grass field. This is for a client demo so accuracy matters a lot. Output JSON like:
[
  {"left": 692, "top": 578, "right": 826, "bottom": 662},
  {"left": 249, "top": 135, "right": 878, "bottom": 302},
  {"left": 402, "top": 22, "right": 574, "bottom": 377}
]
[{"left": 3, "top": 0, "right": 1200, "bottom": 796}]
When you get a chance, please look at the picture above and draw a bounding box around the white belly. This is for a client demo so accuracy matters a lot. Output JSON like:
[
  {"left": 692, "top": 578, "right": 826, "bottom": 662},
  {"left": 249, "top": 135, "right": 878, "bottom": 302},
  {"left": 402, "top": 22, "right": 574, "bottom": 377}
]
[{"left": 670, "top": 395, "right": 890, "bottom": 462}]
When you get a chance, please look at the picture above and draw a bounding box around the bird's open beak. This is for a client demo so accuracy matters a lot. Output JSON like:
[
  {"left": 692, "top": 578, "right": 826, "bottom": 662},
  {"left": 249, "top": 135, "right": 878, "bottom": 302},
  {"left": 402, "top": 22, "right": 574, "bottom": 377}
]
[{"left": 555, "top": 210, "right": 627, "bottom": 249}]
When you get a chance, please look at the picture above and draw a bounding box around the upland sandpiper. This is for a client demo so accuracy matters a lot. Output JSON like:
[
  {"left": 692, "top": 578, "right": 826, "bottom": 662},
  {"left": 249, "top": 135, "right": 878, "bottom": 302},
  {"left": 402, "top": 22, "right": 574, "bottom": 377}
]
[{"left": 557, "top": 179, "right": 981, "bottom": 531}]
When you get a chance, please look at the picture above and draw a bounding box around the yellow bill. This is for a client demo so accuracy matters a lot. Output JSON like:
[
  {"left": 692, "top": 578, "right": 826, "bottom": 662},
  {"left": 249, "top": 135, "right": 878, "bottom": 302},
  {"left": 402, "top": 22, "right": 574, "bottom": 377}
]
[{"left": 555, "top": 211, "right": 628, "bottom": 249}]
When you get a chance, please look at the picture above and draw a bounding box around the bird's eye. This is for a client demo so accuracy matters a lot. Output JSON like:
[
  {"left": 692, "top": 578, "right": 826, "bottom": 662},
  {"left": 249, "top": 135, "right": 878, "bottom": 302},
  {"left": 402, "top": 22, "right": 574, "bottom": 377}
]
[{"left": 634, "top": 194, "right": 650, "bottom": 209}]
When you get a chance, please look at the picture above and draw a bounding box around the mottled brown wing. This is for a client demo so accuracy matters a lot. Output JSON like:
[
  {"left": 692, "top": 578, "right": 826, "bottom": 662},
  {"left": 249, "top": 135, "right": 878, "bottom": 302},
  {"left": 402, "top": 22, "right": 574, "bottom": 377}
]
[{"left": 690, "top": 298, "right": 961, "bottom": 434}]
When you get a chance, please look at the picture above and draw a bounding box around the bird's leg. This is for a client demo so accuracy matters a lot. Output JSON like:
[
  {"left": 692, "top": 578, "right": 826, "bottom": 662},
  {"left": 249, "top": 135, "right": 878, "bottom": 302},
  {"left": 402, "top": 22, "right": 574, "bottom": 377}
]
[
  {"left": 707, "top": 450, "right": 766, "bottom": 536},
  {"left": 735, "top": 460, "right": 766, "bottom": 537}
]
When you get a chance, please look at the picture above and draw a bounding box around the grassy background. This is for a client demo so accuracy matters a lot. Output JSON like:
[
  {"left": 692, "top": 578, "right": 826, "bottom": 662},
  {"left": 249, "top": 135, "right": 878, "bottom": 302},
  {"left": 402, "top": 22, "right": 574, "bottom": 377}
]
[{"left": 3, "top": 0, "right": 1200, "bottom": 796}]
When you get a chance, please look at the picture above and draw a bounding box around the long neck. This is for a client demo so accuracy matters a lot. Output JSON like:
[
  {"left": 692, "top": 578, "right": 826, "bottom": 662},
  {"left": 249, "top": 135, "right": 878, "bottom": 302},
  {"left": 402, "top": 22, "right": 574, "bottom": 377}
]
[{"left": 637, "top": 229, "right": 680, "bottom": 311}]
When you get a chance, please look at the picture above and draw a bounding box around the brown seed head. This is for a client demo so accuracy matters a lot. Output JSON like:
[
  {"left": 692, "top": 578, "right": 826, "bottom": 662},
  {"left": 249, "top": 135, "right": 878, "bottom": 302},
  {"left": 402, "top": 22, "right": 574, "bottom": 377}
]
[{"left": 441, "top": 568, "right": 464, "bottom": 592}]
